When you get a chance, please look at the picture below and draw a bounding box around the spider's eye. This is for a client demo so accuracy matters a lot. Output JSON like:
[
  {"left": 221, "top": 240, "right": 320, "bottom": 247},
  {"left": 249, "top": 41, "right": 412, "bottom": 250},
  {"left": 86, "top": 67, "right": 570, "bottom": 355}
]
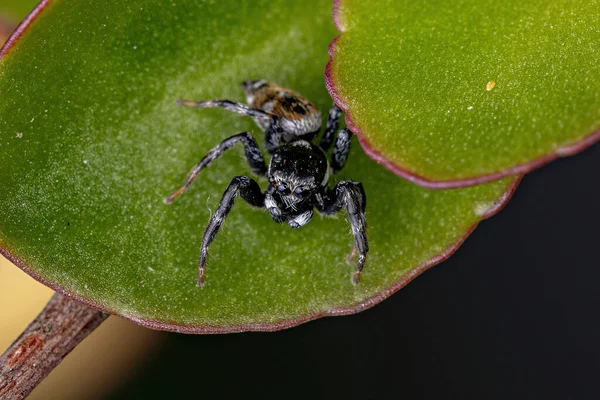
[
  {"left": 294, "top": 186, "right": 312, "bottom": 196},
  {"left": 276, "top": 183, "right": 287, "bottom": 193}
]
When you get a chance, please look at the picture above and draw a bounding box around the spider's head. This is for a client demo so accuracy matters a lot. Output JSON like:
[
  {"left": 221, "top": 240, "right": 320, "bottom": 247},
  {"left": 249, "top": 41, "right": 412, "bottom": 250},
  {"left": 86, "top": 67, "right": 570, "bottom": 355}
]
[
  {"left": 268, "top": 173, "right": 316, "bottom": 211},
  {"left": 243, "top": 80, "right": 269, "bottom": 104},
  {"left": 267, "top": 141, "right": 328, "bottom": 210}
]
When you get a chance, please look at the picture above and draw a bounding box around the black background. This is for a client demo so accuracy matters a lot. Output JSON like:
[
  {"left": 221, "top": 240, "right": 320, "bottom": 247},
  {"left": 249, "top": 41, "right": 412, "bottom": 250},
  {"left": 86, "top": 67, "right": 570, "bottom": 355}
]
[{"left": 111, "top": 143, "right": 600, "bottom": 400}]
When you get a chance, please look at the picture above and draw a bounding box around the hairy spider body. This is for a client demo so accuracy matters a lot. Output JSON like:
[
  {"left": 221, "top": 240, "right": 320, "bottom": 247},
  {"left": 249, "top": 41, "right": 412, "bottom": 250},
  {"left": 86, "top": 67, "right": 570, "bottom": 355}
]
[
  {"left": 166, "top": 80, "right": 368, "bottom": 286},
  {"left": 244, "top": 80, "right": 322, "bottom": 141}
]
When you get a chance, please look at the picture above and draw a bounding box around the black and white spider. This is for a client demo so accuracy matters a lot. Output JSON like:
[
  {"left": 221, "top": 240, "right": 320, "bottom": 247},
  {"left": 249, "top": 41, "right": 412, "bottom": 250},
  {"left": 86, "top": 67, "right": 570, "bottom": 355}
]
[{"left": 165, "top": 80, "right": 368, "bottom": 286}]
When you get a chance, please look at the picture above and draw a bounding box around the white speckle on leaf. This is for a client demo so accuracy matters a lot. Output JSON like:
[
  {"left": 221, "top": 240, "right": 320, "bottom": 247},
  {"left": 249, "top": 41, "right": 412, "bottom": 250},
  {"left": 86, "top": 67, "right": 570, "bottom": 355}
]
[
  {"left": 474, "top": 202, "right": 493, "bottom": 217},
  {"left": 467, "top": 106, "right": 473, "bottom": 110}
]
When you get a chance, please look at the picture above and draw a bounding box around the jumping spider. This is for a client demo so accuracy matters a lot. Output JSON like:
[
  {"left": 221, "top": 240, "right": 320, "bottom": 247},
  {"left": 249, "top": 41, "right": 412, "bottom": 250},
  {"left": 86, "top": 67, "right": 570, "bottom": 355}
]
[{"left": 165, "top": 80, "right": 368, "bottom": 286}]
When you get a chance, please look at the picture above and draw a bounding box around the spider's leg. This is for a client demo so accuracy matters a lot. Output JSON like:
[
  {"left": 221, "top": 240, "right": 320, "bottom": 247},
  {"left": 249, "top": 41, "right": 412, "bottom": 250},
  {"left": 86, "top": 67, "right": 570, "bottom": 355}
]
[
  {"left": 197, "top": 176, "right": 265, "bottom": 286},
  {"left": 177, "top": 99, "right": 271, "bottom": 125},
  {"left": 319, "top": 103, "right": 342, "bottom": 152},
  {"left": 264, "top": 119, "right": 284, "bottom": 154},
  {"left": 164, "top": 132, "right": 267, "bottom": 204},
  {"left": 331, "top": 128, "right": 353, "bottom": 173},
  {"left": 316, "top": 181, "right": 368, "bottom": 284},
  {"left": 264, "top": 193, "right": 284, "bottom": 223},
  {"left": 287, "top": 209, "right": 314, "bottom": 229}
]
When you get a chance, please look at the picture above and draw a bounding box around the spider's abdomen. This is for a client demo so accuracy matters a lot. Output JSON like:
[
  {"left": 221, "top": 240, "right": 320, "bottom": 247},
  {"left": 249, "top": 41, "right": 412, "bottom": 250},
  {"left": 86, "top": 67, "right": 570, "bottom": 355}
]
[{"left": 246, "top": 82, "right": 322, "bottom": 136}]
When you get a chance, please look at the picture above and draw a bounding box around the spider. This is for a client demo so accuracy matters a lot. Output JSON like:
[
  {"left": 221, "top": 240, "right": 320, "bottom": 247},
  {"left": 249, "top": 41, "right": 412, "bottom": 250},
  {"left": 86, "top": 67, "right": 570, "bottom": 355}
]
[{"left": 164, "top": 80, "right": 368, "bottom": 286}]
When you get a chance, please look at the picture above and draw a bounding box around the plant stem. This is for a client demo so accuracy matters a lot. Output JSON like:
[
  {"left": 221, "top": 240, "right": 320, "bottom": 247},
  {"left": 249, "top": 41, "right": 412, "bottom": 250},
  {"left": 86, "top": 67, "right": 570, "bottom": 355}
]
[{"left": 0, "top": 293, "right": 108, "bottom": 400}]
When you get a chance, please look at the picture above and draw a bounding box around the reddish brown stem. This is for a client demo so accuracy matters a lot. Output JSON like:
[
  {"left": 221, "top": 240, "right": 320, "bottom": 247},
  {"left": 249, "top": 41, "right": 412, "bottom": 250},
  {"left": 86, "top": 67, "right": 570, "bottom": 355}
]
[{"left": 0, "top": 293, "right": 108, "bottom": 400}]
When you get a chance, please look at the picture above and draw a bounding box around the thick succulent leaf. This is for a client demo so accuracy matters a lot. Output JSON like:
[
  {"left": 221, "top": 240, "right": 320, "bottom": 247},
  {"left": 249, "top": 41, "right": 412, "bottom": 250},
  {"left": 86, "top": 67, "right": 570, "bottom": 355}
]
[
  {"left": 327, "top": 0, "right": 600, "bottom": 188},
  {"left": 0, "top": 0, "right": 518, "bottom": 332}
]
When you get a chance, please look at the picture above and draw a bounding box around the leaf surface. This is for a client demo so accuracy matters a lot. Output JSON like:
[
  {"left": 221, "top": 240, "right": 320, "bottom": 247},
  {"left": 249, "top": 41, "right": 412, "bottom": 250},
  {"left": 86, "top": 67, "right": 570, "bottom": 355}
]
[
  {"left": 327, "top": 0, "right": 600, "bottom": 187},
  {"left": 0, "top": 0, "right": 518, "bottom": 332}
]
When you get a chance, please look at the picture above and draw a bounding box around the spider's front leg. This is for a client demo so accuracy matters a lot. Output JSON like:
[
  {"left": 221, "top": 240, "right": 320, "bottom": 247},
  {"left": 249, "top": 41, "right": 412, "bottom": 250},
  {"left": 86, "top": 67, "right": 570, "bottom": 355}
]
[
  {"left": 197, "top": 176, "right": 265, "bottom": 286},
  {"left": 317, "top": 181, "right": 368, "bottom": 284},
  {"left": 164, "top": 132, "right": 267, "bottom": 204}
]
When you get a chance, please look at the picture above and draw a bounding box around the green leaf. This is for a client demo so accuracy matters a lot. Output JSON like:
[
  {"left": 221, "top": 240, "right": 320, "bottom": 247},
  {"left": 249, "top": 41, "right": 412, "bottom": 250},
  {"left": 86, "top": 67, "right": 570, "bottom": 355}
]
[
  {"left": 327, "top": 0, "right": 600, "bottom": 188},
  {"left": 0, "top": 0, "right": 518, "bottom": 332}
]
